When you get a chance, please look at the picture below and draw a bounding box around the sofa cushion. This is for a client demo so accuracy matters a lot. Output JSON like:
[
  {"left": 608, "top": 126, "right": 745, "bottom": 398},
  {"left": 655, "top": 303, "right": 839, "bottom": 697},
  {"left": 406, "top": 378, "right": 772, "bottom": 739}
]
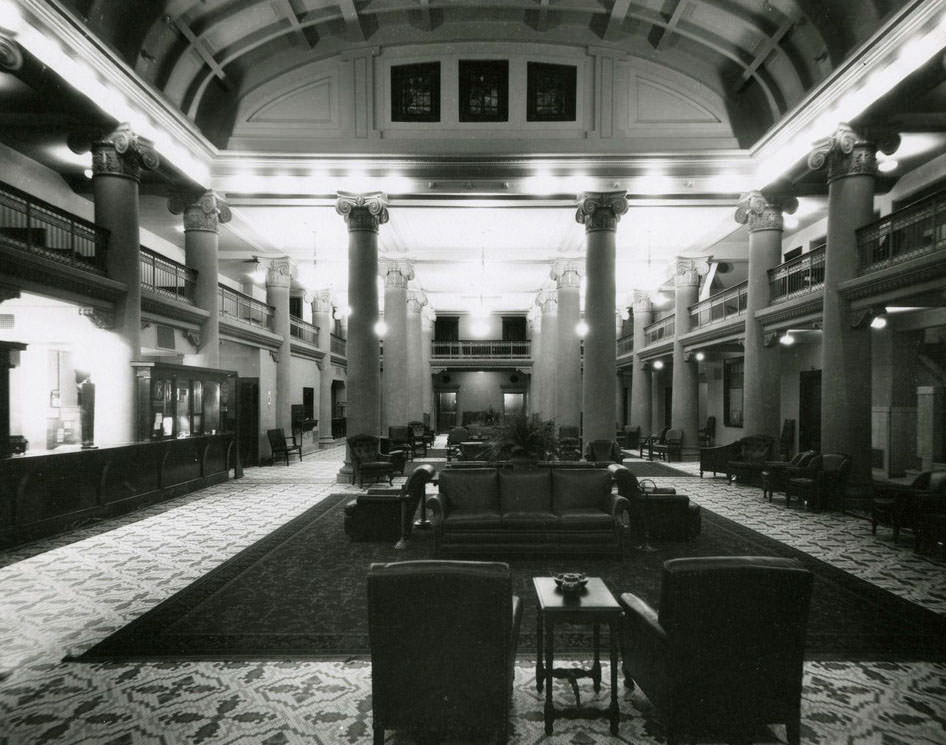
[
  {"left": 552, "top": 469, "right": 611, "bottom": 512},
  {"left": 498, "top": 470, "right": 552, "bottom": 514},
  {"left": 442, "top": 511, "right": 503, "bottom": 529},
  {"left": 557, "top": 509, "right": 614, "bottom": 529},
  {"left": 439, "top": 468, "right": 499, "bottom": 512},
  {"left": 501, "top": 511, "right": 559, "bottom": 528}
]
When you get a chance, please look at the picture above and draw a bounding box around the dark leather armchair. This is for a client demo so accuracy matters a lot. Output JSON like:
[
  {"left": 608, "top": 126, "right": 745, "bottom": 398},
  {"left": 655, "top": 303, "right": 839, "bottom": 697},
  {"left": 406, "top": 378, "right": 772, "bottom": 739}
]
[
  {"left": 387, "top": 425, "right": 416, "bottom": 461},
  {"left": 873, "top": 470, "right": 946, "bottom": 546},
  {"left": 786, "top": 452, "right": 851, "bottom": 512},
  {"left": 916, "top": 472, "right": 946, "bottom": 557},
  {"left": 640, "top": 424, "right": 671, "bottom": 460},
  {"left": 344, "top": 464, "right": 435, "bottom": 546},
  {"left": 762, "top": 450, "right": 818, "bottom": 502},
  {"left": 445, "top": 426, "right": 469, "bottom": 461},
  {"left": 348, "top": 434, "right": 405, "bottom": 487},
  {"left": 408, "top": 420, "right": 434, "bottom": 456},
  {"left": 620, "top": 556, "right": 813, "bottom": 745},
  {"left": 698, "top": 416, "right": 716, "bottom": 447},
  {"left": 367, "top": 560, "right": 522, "bottom": 745},
  {"left": 652, "top": 428, "right": 683, "bottom": 462},
  {"left": 267, "top": 428, "right": 302, "bottom": 465},
  {"left": 585, "top": 438, "right": 624, "bottom": 464}
]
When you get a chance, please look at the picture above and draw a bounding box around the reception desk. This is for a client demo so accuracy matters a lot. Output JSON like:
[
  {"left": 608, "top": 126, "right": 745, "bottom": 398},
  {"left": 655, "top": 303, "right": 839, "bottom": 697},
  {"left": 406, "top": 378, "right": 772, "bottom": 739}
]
[{"left": 0, "top": 433, "right": 234, "bottom": 549}]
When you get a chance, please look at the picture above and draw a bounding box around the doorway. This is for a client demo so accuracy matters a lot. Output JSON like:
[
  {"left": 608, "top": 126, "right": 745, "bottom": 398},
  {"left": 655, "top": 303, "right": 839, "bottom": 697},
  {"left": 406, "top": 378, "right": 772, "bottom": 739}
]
[
  {"left": 798, "top": 370, "right": 822, "bottom": 453},
  {"left": 437, "top": 390, "right": 457, "bottom": 432}
]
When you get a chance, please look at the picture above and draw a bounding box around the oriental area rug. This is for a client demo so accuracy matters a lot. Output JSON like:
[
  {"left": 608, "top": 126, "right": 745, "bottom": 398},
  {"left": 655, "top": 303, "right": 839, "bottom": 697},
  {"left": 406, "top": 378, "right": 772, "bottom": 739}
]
[{"left": 74, "top": 492, "right": 946, "bottom": 663}]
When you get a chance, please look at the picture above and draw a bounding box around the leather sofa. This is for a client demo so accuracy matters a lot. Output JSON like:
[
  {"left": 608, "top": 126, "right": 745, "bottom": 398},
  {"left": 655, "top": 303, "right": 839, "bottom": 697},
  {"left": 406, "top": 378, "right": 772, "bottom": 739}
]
[
  {"left": 699, "top": 435, "right": 774, "bottom": 482},
  {"left": 427, "top": 465, "right": 631, "bottom": 556}
]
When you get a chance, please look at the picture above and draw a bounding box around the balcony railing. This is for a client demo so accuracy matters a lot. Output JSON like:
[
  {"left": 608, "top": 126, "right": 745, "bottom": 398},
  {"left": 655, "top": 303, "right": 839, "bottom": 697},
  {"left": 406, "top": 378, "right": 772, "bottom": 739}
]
[
  {"left": 643, "top": 315, "right": 675, "bottom": 345},
  {"left": 218, "top": 285, "right": 274, "bottom": 329},
  {"left": 769, "top": 245, "right": 826, "bottom": 303},
  {"left": 689, "top": 281, "right": 748, "bottom": 328},
  {"left": 857, "top": 190, "right": 946, "bottom": 273},
  {"left": 616, "top": 334, "right": 634, "bottom": 356},
  {"left": 330, "top": 332, "right": 347, "bottom": 357},
  {"left": 0, "top": 180, "right": 108, "bottom": 273},
  {"left": 431, "top": 339, "right": 531, "bottom": 359},
  {"left": 139, "top": 247, "right": 196, "bottom": 303},
  {"left": 290, "top": 316, "right": 319, "bottom": 345}
]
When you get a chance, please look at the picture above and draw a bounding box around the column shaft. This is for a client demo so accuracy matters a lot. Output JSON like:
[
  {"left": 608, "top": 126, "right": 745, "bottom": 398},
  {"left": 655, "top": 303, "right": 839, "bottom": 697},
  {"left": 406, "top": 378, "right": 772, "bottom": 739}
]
[
  {"left": 630, "top": 292, "right": 652, "bottom": 433},
  {"left": 553, "top": 263, "right": 581, "bottom": 431},
  {"left": 670, "top": 259, "right": 700, "bottom": 448},
  {"left": 266, "top": 259, "right": 293, "bottom": 435},
  {"left": 381, "top": 262, "right": 412, "bottom": 429},
  {"left": 314, "top": 291, "right": 335, "bottom": 445},
  {"left": 582, "top": 229, "right": 617, "bottom": 442}
]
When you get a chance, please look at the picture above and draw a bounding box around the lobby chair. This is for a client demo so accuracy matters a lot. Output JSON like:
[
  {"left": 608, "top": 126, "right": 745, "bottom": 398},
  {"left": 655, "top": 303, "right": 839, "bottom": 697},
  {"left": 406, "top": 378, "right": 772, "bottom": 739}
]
[
  {"left": 619, "top": 556, "right": 813, "bottom": 745},
  {"left": 367, "top": 560, "right": 522, "bottom": 745},
  {"left": 408, "top": 420, "right": 434, "bottom": 457},
  {"left": 640, "top": 424, "right": 671, "bottom": 460},
  {"left": 762, "top": 450, "right": 817, "bottom": 503},
  {"left": 445, "top": 426, "right": 469, "bottom": 461},
  {"left": 266, "top": 428, "right": 302, "bottom": 465},
  {"left": 388, "top": 425, "right": 416, "bottom": 461},
  {"left": 348, "top": 434, "right": 405, "bottom": 487},
  {"left": 874, "top": 470, "right": 946, "bottom": 548},
  {"left": 786, "top": 453, "right": 851, "bottom": 512},
  {"left": 652, "top": 428, "right": 683, "bottom": 462},
  {"left": 585, "top": 438, "right": 624, "bottom": 464},
  {"left": 697, "top": 416, "right": 716, "bottom": 447}
]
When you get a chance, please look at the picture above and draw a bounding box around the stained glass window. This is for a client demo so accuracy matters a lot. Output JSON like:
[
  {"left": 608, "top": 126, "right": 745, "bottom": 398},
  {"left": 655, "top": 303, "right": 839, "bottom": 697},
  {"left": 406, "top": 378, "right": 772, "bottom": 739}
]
[
  {"left": 459, "top": 60, "right": 508, "bottom": 122},
  {"left": 527, "top": 62, "right": 577, "bottom": 122},
  {"left": 391, "top": 62, "right": 440, "bottom": 122}
]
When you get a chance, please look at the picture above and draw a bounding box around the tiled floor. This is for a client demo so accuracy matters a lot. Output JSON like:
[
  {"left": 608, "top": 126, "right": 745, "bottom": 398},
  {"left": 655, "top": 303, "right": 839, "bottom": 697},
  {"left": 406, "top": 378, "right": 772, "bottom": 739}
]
[{"left": 1, "top": 445, "right": 945, "bottom": 744}]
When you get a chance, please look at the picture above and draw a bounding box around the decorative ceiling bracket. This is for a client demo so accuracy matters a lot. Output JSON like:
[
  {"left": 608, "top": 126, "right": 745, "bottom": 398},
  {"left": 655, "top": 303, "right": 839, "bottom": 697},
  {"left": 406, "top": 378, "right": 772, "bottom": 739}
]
[
  {"left": 763, "top": 331, "right": 781, "bottom": 347},
  {"left": 183, "top": 329, "right": 202, "bottom": 349},
  {"left": 78, "top": 306, "right": 113, "bottom": 329}
]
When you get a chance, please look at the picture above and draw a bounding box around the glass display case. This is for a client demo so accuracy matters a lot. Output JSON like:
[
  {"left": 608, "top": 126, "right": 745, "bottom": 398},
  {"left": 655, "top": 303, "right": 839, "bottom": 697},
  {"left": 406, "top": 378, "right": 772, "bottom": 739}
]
[{"left": 136, "top": 363, "right": 236, "bottom": 441}]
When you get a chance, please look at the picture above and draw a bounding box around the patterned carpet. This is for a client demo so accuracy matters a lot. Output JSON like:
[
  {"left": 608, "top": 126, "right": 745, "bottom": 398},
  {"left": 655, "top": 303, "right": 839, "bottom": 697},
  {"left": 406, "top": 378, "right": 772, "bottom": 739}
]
[{"left": 1, "top": 444, "right": 945, "bottom": 744}]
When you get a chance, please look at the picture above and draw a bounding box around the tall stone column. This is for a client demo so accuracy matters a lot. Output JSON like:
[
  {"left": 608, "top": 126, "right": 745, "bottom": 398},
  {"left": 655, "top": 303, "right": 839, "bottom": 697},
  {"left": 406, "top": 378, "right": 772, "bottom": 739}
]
[
  {"left": 808, "top": 124, "right": 899, "bottom": 488},
  {"left": 630, "top": 291, "right": 653, "bottom": 434},
  {"left": 537, "top": 290, "right": 558, "bottom": 422},
  {"left": 406, "top": 289, "right": 427, "bottom": 422},
  {"left": 169, "top": 191, "right": 230, "bottom": 368},
  {"left": 528, "top": 306, "right": 543, "bottom": 418},
  {"left": 670, "top": 258, "right": 702, "bottom": 448},
  {"left": 337, "top": 192, "right": 387, "bottom": 440},
  {"left": 91, "top": 123, "right": 158, "bottom": 442},
  {"left": 314, "top": 289, "right": 335, "bottom": 446},
  {"left": 551, "top": 260, "right": 582, "bottom": 434},
  {"left": 381, "top": 260, "right": 412, "bottom": 430},
  {"left": 576, "top": 191, "right": 627, "bottom": 443},
  {"left": 266, "top": 258, "right": 293, "bottom": 435},
  {"left": 422, "top": 306, "right": 435, "bottom": 425},
  {"left": 734, "top": 191, "right": 798, "bottom": 440}
]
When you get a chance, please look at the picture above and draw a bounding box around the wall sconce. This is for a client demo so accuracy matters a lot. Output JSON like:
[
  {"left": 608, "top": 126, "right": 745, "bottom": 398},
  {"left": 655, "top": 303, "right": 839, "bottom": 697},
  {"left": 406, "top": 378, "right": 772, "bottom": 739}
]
[
  {"left": 694, "top": 351, "right": 705, "bottom": 361},
  {"left": 374, "top": 319, "right": 388, "bottom": 338},
  {"left": 652, "top": 359, "right": 664, "bottom": 370},
  {"left": 870, "top": 314, "right": 888, "bottom": 329},
  {"left": 575, "top": 320, "right": 589, "bottom": 337},
  {"left": 779, "top": 331, "right": 795, "bottom": 346}
]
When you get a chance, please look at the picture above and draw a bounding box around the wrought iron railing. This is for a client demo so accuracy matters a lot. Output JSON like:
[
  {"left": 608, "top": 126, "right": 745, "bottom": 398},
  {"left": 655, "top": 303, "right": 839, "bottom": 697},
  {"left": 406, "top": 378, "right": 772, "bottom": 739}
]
[
  {"left": 139, "top": 247, "right": 196, "bottom": 303},
  {"left": 689, "top": 281, "right": 748, "bottom": 327},
  {"left": 643, "top": 315, "right": 675, "bottom": 345},
  {"left": 768, "top": 245, "right": 826, "bottom": 303},
  {"left": 290, "top": 316, "right": 319, "bottom": 345},
  {"left": 217, "top": 285, "right": 274, "bottom": 329},
  {"left": 616, "top": 334, "right": 634, "bottom": 356},
  {"left": 330, "top": 332, "right": 346, "bottom": 356},
  {"left": 431, "top": 339, "right": 531, "bottom": 358},
  {"left": 857, "top": 190, "right": 946, "bottom": 273},
  {"left": 0, "top": 180, "right": 108, "bottom": 273}
]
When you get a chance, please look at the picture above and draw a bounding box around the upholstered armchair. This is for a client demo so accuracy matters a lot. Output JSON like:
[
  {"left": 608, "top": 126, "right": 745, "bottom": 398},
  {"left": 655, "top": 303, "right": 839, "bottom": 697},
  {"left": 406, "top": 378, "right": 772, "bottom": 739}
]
[
  {"left": 652, "top": 428, "right": 683, "bottom": 462},
  {"left": 697, "top": 416, "right": 716, "bottom": 447},
  {"left": 640, "top": 424, "right": 671, "bottom": 460},
  {"left": 874, "top": 470, "right": 946, "bottom": 546},
  {"left": 585, "top": 439, "right": 624, "bottom": 464},
  {"left": 445, "top": 426, "right": 469, "bottom": 461},
  {"left": 762, "top": 450, "right": 818, "bottom": 502},
  {"left": 786, "top": 452, "right": 851, "bottom": 512},
  {"left": 387, "top": 425, "right": 416, "bottom": 461},
  {"left": 344, "top": 464, "right": 435, "bottom": 545},
  {"left": 620, "top": 556, "right": 813, "bottom": 745},
  {"left": 408, "top": 420, "right": 434, "bottom": 457},
  {"left": 348, "top": 434, "right": 406, "bottom": 487},
  {"left": 367, "top": 560, "right": 522, "bottom": 745}
]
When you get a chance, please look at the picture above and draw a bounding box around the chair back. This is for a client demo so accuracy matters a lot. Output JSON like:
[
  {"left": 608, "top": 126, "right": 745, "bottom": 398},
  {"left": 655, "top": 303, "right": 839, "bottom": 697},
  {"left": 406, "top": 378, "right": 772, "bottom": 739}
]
[
  {"left": 918, "top": 470, "right": 946, "bottom": 493},
  {"left": 266, "top": 428, "right": 287, "bottom": 449},
  {"left": 367, "top": 560, "right": 516, "bottom": 735},
  {"left": 348, "top": 434, "right": 381, "bottom": 464},
  {"left": 657, "top": 556, "right": 812, "bottom": 728},
  {"left": 447, "top": 426, "right": 470, "bottom": 446},
  {"left": 388, "top": 425, "right": 412, "bottom": 444},
  {"left": 665, "top": 428, "right": 683, "bottom": 445},
  {"left": 586, "top": 439, "right": 621, "bottom": 463}
]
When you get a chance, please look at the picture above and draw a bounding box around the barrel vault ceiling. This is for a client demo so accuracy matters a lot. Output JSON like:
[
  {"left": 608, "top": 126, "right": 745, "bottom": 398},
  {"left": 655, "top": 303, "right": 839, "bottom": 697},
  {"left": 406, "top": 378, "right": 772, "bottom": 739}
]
[{"left": 4, "top": 0, "right": 946, "bottom": 313}]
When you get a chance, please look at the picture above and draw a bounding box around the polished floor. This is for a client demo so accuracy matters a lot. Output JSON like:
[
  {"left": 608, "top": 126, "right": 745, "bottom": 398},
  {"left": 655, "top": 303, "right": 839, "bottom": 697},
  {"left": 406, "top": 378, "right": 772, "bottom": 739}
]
[{"left": 1, "top": 443, "right": 945, "bottom": 745}]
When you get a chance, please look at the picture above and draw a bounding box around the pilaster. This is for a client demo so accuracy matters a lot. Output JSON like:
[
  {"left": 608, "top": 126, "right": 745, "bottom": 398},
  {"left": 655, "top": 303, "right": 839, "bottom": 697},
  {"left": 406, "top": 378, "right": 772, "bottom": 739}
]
[{"left": 551, "top": 260, "right": 582, "bottom": 431}]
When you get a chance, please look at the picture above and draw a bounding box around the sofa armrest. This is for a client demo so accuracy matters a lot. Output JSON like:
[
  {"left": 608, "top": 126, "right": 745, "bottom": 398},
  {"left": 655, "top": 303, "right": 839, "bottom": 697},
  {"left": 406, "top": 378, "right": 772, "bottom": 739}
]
[
  {"left": 619, "top": 592, "right": 666, "bottom": 644},
  {"left": 427, "top": 493, "right": 449, "bottom": 520},
  {"left": 605, "top": 492, "right": 631, "bottom": 527}
]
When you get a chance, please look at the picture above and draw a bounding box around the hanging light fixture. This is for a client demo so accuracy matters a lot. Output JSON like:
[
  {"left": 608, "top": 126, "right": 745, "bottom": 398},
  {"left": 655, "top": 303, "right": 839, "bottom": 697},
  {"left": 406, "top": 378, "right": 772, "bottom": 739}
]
[{"left": 470, "top": 246, "right": 490, "bottom": 337}]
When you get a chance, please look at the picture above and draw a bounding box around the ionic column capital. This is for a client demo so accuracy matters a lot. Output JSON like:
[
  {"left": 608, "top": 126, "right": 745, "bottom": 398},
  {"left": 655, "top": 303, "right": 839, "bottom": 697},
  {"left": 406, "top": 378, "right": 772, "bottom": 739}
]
[
  {"left": 631, "top": 290, "right": 652, "bottom": 314},
  {"left": 336, "top": 191, "right": 389, "bottom": 232},
  {"left": 407, "top": 289, "right": 428, "bottom": 314},
  {"left": 168, "top": 190, "right": 232, "bottom": 233},
  {"left": 551, "top": 260, "right": 582, "bottom": 288},
  {"left": 575, "top": 191, "right": 628, "bottom": 233},
  {"left": 807, "top": 123, "right": 900, "bottom": 183},
  {"left": 536, "top": 289, "right": 558, "bottom": 313},
  {"left": 734, "top": 190, "right": 798, "bottom": 232},
  {"left": 265, "top": 257, "right": 294, "bottom": 289},
  {"left": 673, "top": 257, "right": 707, "bottom": 287},
  {"left": 312, "top": 289, "right": 334, "bottom": 313},
  {"left": 380, "top": 259, "right": 414, "bottom": 287},
  {"left": 91, "top": 123, "right": 159, "bottom": 181}
]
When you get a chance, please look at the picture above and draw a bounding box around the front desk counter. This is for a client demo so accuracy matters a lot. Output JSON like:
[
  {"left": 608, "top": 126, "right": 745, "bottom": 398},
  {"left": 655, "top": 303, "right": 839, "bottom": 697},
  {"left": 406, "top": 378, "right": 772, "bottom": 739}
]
[{"left": 0, "top": 433, "right": 235, "bottom": 549}]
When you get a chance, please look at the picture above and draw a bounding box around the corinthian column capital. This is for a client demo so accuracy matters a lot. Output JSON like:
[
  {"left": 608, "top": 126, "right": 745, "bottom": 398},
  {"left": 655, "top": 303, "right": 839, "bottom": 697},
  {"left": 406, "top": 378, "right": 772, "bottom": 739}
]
[
  {"left": 575, "top": 191, "right": 628, "bottom": 233},
  {"left": 336, "top": 191, "right": 389, "bottom": 232},
  {"left": 734, "top": 190, "right": 799, "bottom": 232},
  {"left": 91, "top": 123, "right": 160, "bottom": 180},
  {"left": 168, "top": 190, "right": 232, "bottom": 233}
]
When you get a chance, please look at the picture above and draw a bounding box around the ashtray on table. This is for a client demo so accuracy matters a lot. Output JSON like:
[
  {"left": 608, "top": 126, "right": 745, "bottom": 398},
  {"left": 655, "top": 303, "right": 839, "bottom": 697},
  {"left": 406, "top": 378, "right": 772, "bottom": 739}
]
[{"left": 553, "top": 572, "right": 588, "bottom": 595}]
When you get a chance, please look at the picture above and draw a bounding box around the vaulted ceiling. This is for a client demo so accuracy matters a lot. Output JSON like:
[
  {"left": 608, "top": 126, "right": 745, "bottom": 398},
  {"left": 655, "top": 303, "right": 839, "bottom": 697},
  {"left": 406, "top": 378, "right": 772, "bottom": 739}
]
[{"left": 4, "top": 1, "right": 946, "bottom": 315}]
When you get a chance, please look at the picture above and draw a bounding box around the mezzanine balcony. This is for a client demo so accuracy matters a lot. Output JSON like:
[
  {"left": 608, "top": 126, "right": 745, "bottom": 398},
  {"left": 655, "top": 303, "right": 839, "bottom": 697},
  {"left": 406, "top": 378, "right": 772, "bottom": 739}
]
[{"left": 431, "top": 339, "right": 531, "bottom": 363}]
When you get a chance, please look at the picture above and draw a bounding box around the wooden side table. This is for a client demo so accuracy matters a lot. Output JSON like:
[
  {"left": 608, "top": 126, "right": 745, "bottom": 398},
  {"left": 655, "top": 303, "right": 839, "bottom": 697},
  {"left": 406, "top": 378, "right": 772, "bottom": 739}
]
[{"left": 532, "top": 576, "right": 622, "bottom": 735}]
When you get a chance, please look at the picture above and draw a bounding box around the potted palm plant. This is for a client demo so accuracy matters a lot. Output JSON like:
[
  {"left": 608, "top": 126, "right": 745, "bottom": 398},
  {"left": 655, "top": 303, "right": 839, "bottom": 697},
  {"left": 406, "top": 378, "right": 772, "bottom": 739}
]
[{"left": 487, "top": 414, "right": 558, "bottom": 466}]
